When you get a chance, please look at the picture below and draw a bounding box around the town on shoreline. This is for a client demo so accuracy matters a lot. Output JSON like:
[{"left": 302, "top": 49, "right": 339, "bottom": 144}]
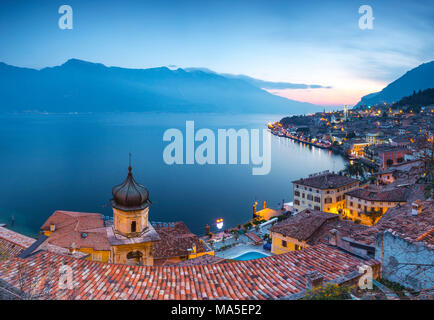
[{"left": 0, "top": 101, "right": 433, "bottom": 300}]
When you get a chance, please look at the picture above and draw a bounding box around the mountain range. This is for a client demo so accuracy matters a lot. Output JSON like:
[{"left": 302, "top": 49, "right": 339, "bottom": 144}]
[
  {"left": 184, "top": 67, "right": 331, "bottom": 90},
  {"left": 0, "top": 59, "right": 323, "bottom": 114},
  {"left": 355, "top": 61, "right": 434, "bottom": 107}
]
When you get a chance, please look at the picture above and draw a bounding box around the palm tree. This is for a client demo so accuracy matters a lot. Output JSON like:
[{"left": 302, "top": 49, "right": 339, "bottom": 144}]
[{"left": 344, "top": 161, "right": 366, "bottom": 179}]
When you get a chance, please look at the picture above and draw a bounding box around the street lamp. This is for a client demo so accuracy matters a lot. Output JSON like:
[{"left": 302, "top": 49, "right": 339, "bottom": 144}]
[{"left": 216, "top": 218, "right": 224, "bottom": 230}]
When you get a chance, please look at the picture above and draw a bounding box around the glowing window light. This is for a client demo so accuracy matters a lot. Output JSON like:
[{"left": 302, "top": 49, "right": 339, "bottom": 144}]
[{"left": 216, "top": 218, "right": 224, "bottom": 230}]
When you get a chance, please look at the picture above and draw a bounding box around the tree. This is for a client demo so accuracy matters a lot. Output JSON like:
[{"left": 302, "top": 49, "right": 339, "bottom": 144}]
[{"left": 344, "top": 161, "right": 366, "bottom": 179}]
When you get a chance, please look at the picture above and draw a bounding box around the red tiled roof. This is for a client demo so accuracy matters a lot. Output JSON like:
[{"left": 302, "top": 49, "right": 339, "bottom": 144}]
[
  {"left": 270, "top": 209, "right": 368, "bottom": 245},
  {"left": 0, "top": 243, "right": 378, "bottom": 300},
  {"left": 0, "top": 226, "right": 88, "bottom": 259},
  {"left": 152, "top": 222, "right": 208, "bottom": 259},
  {"left": 345, "top": 186, "right": 410, "bottom": 202},
  {"left": 0, "top": 226, "right": 35, "bottom": 249},
  {"left": 350, "top": 200, "right": 434, "bottom": 247},
  {"left": 41, "top": 211, "right": 111, "bottom": 251},
  {"left": 292, "top": 173, "right": 358, "bottom": 189},
  {"left": 270, "top": 210, "right": 337, "bottom": 241}
]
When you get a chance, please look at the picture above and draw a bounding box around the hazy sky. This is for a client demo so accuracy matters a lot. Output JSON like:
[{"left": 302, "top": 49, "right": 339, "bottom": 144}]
[{"left": 0, "top": 0, "right": 433, "bottom": 106}]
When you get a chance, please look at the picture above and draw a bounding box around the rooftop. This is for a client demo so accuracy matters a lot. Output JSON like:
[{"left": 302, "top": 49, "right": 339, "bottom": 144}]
[
  {"left": 41, "top": 211, "right": 112, "bottom": 251},
  {"left": 152, "top": 222, "right": 209, "bottom": 262},
  {"left": 350, "top": 200, "right": 434, "bottom": 248},
  {"left": 0, "top": 243, "right": 378, "bottom": 300},
  {"left": 292, "top": 173, "right": 358, "bottom": 189},
  {"left": 0, "top": 225, "right": 87, "bottom": 259},
  {"left": 270, "top": 209, "right": 368, "bottom": 245},
  {"left": 345, "top": 187, "right": 410, "bottom": 202}
]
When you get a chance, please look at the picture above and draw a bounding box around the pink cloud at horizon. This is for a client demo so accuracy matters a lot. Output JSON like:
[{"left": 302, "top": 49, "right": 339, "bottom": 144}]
[{"left": 265, "top": 87, "right": 381, "bottom": 107}]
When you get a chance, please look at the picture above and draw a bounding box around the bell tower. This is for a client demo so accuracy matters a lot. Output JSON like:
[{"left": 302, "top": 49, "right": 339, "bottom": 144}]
[
  {"left": 111, "top": 165, "right": 150, "bottom": 237},
  {"left": 109, "top": 159, "right": 159, "bottom": 266}
]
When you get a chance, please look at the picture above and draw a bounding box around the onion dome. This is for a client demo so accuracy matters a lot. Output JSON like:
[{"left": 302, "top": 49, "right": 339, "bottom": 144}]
[{"left": 111, "top": 166, "right": 150, "bottom": 211}]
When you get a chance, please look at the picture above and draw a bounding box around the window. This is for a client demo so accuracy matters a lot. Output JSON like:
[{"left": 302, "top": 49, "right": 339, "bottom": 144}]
[
  {"left": 294, "top": 200, "right": 300, "bottom": 205},
  {"left": 314, "top": 197, "right": 320, "bottom": 203},
  {"left": 295, "top": 245, "right": 302, "bottom": 251},
  {"left": 302, "top": 193, "right": 305, "bottom": 198},
  {"left": 324, "top": 197, "right": 332, "bottom": 204},
  {"left": 131, "top": 221, "right": 137, "bottom": 233},
  {"left": 307, "top": 194, "right": 313, "bottom": 201},
  {"left": 314, "top": 206, "right": 320, "bottom": 211},
  {"left": 92, "top": 253, "right": 102, "bottom": 261},
  {"left": 294, "top": 191, "right": 300, "bottom": 196},
  {"left": 282, "top": 240, "right": 287, "bottom": 247}
]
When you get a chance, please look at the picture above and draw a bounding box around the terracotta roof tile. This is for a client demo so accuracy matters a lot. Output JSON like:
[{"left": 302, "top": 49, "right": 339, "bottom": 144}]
[
  {"left": 0, "top": 243, "right": 378, "bottom": 300},
  {"left": 350, "top": 200, "right": 434, "bottom": 247},
  {"left": 41, "top": 211, "right": 111, "bottom": 251},
  {"left": 153, "top": 222, "right": 209, "bottom": 259},
  {"left": 292, "top": 173, "right": 358, "bottom": 189},
  {"left": 269, "top": 209, "right": 368, "bottom": 245},
  {"left": 345, "top": 186, "right": 410, "bottom": 202}
]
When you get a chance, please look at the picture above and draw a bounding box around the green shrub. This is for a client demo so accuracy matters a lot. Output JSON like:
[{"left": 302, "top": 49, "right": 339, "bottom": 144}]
[{"left": 303, "top": 283, "right": 351, "bottom": 300}]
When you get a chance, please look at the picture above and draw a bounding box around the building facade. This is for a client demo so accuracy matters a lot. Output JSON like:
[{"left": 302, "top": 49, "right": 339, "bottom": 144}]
[
  {"left": 292, "top": 172, "right": 359, "bottom": 214},
  {"left": 344, "top": 187, "right": 409, "bottom": 225}
]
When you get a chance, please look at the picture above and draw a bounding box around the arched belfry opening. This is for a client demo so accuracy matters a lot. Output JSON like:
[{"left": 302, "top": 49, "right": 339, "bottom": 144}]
[{"left": 126, "top": 251, "right": 143, "bottom": 265}]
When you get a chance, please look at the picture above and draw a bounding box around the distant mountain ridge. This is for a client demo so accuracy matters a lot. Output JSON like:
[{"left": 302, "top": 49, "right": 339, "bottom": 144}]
[
  {"left": 355, "top": 61, "right": 434, "bottom": 107},
  {"left": 184, "top": 67, "right": 331, "bottom": 90},
  {"left": 0, "top": 59, "right": 322, "bottom": 114}
]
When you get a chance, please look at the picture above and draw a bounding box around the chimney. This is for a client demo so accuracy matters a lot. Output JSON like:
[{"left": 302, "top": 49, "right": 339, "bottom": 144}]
[
  {"left": 328, "top": 229, "right": 340, "bottom": 246},
  {"left": 282, "top": 199, "right": 285, "bottom": 211},
  {"left": 263, "top": 200, "right": 267, "bottom": 210},
  {"left": 304, "top": 271, "right": 324, "bottom": 290},
  {"left": 69, "top": 242, "right": 76, "bottom": 254},
  {"left": 253, "top": 201, "right": 257, "bottom": 218},
  {"left": 411, "top": 201, "right": 422, "bottom": 216},
  {"left": 50, "top": 224, "right": 56, "bottom": 232}
]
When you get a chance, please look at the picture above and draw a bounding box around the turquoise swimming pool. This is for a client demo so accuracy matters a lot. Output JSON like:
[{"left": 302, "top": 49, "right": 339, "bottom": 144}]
[{"left": 232, "top": 251, "right": 269, "bottom": 261}]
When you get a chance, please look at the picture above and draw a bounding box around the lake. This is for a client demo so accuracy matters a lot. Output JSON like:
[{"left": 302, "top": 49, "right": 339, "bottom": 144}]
[{"left": 0, "top": 112, "right": 346, "bottom": 237}]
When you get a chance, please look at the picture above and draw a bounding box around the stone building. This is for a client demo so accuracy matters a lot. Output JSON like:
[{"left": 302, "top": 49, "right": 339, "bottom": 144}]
[
  {"left": 344, "top": 186, "right": 410, "bottom": 225},
  {"left": 292, "top": 172, "right": 359, "bottom": 214}
]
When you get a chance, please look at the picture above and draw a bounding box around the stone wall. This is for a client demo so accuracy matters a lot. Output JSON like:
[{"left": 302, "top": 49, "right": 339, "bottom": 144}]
[{"left": 376, "top": 231, "right": 434, "bottom": 291}]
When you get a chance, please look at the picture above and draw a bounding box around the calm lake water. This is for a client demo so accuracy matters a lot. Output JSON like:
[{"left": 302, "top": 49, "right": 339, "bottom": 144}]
[{"left": 0, "top": 113, "right": 346, "bottom": 237}]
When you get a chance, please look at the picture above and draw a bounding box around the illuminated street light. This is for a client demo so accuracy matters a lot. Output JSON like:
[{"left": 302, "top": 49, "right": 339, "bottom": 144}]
[{"left": 216, "top": 218, "right": 224, "bottom": 230}]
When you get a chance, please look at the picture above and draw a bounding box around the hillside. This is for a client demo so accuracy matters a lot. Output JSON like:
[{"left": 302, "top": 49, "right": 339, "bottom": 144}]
[
  {"left": 355, "top": 61, "right": 434, "bottom": 107},
  {"left": 392, "top": 88, "right": 434, "bottom": 109}
]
